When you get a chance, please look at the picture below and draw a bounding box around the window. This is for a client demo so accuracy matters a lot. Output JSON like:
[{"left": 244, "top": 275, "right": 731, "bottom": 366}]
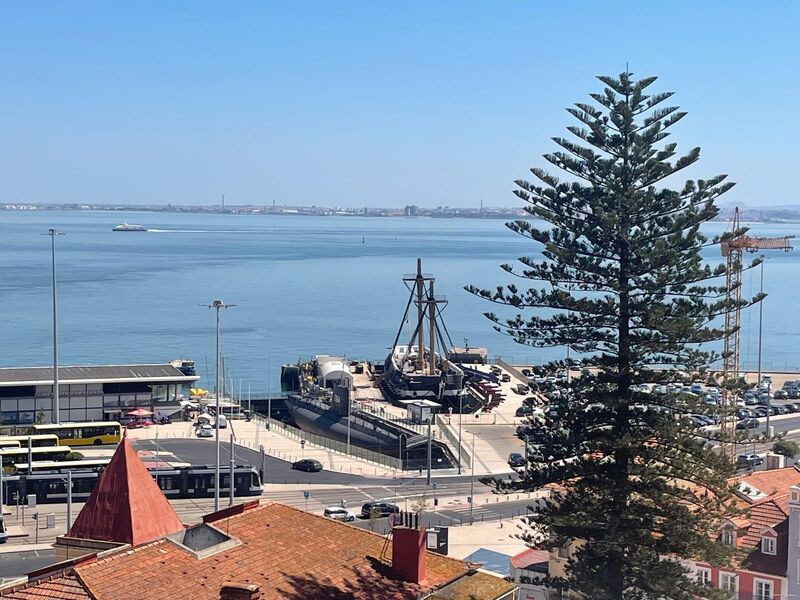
[
  {"left": 762, "top": 536, "right": 776, "bottom": 555},
  {"left": 721, "top": 527, "right": 735, "bottom": 546},
  {"left": 720, "top": 572, "right": 736, "bottom": 592},
  {"left": 754, "top": 579, "right": 773, "bottom": 600},
  {"left": 557, "top": 544, "right": 570, "bottom": 559},
  {"left": 696, "top": 568, "right": 711, "bottom": 585}
]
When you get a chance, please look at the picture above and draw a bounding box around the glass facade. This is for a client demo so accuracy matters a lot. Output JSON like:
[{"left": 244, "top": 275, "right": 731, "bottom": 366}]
[{"left": 0, "top": 380, "right": 186, "bottom": 425}]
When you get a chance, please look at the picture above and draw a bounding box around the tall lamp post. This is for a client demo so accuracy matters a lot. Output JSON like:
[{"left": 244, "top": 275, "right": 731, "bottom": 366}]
[
  {"left": 757, "top": 257, "right": 769, "bottom": 435},
  {"left": 207, "top": 300, "right": 235, "bottom": 512},
  {"left": 45, "top": 229, "right": 65, "bottom": 423}
]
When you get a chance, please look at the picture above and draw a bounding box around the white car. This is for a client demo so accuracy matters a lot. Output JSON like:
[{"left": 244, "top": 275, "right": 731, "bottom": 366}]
[
  {"left": 196, "top": 423, "right": 214, "bottom": 438},
  {"left": 323, "top": 506, "right": 356, "bottom": 522}
]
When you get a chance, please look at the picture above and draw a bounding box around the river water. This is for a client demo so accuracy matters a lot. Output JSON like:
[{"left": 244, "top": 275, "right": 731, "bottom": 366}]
[{"left": 0, "top": 210, "right": 798, "bottom": 394}]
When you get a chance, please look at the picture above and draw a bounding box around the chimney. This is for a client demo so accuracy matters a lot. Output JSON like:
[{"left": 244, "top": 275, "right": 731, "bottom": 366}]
[
  {"left": 220, "top": 583, "right": 260, "bottom": 600},
  {"left": 392, "top": 521, "right": 426, "bottom": 584},
  {"left": 787, "top": 485, "right": 800, "bottom": 600}
]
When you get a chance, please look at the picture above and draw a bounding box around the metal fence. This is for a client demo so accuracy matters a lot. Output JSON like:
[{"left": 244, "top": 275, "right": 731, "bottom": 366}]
[{"left": 250, "top": 413, "right": 404, "bottom": 471}]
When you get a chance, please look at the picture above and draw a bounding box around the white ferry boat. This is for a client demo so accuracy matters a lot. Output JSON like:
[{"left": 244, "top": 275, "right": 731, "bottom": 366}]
[{"left": 112, "top": 223, "right": 147, "bottom": 232}]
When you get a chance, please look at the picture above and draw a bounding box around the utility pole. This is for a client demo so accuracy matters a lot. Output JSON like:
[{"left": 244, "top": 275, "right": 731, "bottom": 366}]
[
  {"left": 154, "top": 425, "right": 160, "bottom": 488},
  {"left": 457, "top": 393, "right": 463, "bottom": 475},
  {"left": 758, "top": 257, "right": 769, "bottom": 436},
  {"left": 206, "top": 299, "right": 235, "bottom": 512},
  {"left": 229, "top": 431, "right": 235, "bottom": 507},
  {"left": 469, "top": 433, "right": 475, "bottom": 525},
  {"left": 426, "top": 418, "right": 432, "bottom": 485},
  {"left": 346, "top": 390, "right": 352, "bottom": 455},
  {"left": 45, "top": 229, "right": 64, "bottom": 423},
  {"left": 66, "top": 470, "right": 72, "bottom": 532}
]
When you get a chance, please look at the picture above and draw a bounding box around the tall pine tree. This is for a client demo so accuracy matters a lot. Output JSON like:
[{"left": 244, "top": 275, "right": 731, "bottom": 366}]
[{"left": 468, "top": 73, "right": 753, "bottom": 598}]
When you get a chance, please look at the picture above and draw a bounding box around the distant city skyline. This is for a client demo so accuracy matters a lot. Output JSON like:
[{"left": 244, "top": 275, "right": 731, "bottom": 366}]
[{"left": 1, "top": 2, "right": 797, "bottom": 208}]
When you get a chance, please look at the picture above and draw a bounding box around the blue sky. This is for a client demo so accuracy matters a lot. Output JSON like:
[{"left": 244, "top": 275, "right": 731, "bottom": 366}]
[{"left": 1, "top": 2, "right": 797, "bottom": 208}]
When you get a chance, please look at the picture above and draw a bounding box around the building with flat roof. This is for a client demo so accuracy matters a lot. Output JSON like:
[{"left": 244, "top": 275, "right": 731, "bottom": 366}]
[{"left": 0, "top": 360, "right": 199, "bottom": 425}]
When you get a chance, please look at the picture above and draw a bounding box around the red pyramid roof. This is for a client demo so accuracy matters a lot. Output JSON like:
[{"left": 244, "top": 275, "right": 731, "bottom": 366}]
[{"left": 68, "top": 436, "right": 183, "bottom": 545}]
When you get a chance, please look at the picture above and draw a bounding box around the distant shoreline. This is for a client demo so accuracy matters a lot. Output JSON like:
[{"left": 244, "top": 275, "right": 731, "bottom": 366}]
[{"left": 3, "top": 204, "right": 800, "bottom": 224}]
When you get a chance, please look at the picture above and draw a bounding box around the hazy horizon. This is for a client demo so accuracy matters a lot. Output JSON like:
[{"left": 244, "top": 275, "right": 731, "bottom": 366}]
[{"left": 1, "top": 2, "right": 797, "bottom": 208}]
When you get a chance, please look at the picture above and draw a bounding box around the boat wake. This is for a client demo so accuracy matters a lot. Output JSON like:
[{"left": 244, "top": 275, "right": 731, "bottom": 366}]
[{"left": 145, "top": 229, "right": 269, "bottom": 234}]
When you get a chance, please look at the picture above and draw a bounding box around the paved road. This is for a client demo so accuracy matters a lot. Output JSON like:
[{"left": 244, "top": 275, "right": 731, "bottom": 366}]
[
  {"left": 133, "top": 439, "right": 513, "bottom": 488},
  {"left": 0, "top": 547, "right": 57, "bottom": 580}
]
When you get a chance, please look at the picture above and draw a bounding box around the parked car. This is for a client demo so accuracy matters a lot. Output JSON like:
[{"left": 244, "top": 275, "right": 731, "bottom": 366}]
[
  {"left": 508, "top": 453, "right": 526, "bottom": 468},
  {"left": 361, "top": 501, "right": 400, "bottom": 518},
  {"left": 737, "top": 453, "right": 764, "bottom": 467},
  {"left": 216, "top": 414, "right": 228, "bottom": 429},
  {"left": 323, "top": 507, "right": 356, "bottom": 522},
  {"left": 501, "top": 374, "right": 511, "bottom": 383},
  {"left": 292, "top": 459, "right": 323, "bottom": 472},
  {"left": 774, "top": 390, "right": 788, "bottom": 400},
  {"left": 690, "top": 383, "right": 703, "bottom": 394},
  {"left": 736, "top": 418, "right": 760, "bottom": 430},
  {"left": 196, "top": 423, "right": 214, "bottom": 438},
  {"left": 786, "top": 403, "right": 800, "bottom": 413},
  {"left": 774, "top": 405, "right": 790, "bottom": 415},
  {"left": 753, "top": 407, "right": 769, "bottom": 417},
  {"left": 737, "top": 408, "right": 755, "bottom": 419},
  {"left": 515, "top": 405, "right": 534, "bottom": 417}
]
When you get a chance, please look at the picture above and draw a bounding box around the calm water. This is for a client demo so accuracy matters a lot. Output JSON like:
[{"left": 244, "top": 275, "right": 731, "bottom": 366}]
[{"left": 0, "top": 210, "right": 798, "bottom": 394}]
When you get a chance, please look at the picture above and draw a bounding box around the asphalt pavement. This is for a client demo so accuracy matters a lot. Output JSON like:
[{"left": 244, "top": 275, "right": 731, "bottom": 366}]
[{"left": 0, "top": 547, "right": 57, "bottom": 581}]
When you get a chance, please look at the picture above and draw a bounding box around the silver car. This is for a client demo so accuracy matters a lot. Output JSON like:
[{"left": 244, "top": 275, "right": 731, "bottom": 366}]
[{"left": 323, "top": 506, "right": 356, "bottom": 522}]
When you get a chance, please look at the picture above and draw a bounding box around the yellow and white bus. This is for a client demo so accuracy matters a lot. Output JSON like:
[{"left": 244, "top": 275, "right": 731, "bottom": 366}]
[
  {"left": 0, "top": 434, "right": 60, "bottom": 448},
  {"left": 32, "top": 422, "right": 122, "bottom": 446},
  {"left": 0, "top": 446, "right": 72, "bottom": 473}
]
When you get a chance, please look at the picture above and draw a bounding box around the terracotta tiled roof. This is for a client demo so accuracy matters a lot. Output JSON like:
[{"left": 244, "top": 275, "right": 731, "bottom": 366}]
[
  {"left": 735, "top": 467, "right": 800, "bottom": 499},
  {"left": 63, "top": 502, "right": 477, "bottom": 600},
  {"left": 1, "top": 572, "right": 90, "bottom": 600},
  {"left": 67, "top": 436, "right": 184, "bottom": 545}
]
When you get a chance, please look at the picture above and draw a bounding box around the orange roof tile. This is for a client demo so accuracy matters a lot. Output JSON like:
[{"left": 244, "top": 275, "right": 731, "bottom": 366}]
[
  {"left": 67, "top": 436, "right": 184, "bottom": 546},
  {"left": 1, "top": 573, "right": 90, "bottom": 600},
  {"left": 63, "top": 502, "right": 474, "bottom": 600},
  {"left": 735, "top": 467, "right": 800, "bottom": 500}
]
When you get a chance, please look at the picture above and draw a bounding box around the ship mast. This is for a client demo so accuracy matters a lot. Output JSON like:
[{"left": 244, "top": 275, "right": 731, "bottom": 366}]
[{"left": 416, "top": 258, "right": 425, "bottom": 372}]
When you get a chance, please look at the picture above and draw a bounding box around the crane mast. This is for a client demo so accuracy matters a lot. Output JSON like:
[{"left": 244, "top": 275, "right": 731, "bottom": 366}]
[{"left": 719, "top": 207, "right": 793, "bottom": 457}]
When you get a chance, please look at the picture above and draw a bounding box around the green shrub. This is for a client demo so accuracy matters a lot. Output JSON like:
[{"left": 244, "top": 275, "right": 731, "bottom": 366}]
[{"left": 772, "top": 440, "right": 800, "bottom": 458}]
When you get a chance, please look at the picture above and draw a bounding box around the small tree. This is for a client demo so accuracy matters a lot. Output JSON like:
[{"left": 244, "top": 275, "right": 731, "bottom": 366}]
[
  {"left": 368, "top": 506, "right": 382, "bottom": 532},
  {"left": 410, "top": 495, "right": 428, "bottom": 517},
  {"left": 468, "top": 72, "right": 753, "bottom": 599},
  {"left": 772, "top": 439, "right": 800, "bottom": 458}
]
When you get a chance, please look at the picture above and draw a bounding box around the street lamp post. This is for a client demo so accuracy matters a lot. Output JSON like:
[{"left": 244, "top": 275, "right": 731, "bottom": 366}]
[
  {"left": 207, "top": 299, "right": 235, "bottom": 512},
  {"left": 457, "top": 392, "right": 464, "bottom": 475},
  {"left": 469, "top": 433, "right": 475, "bottom": 525},
  {"left": 45, "top": 229, "right": 64, "bottom": 423},
  {"left": 757, "top": 258, "right": 770, "bottom": 436}
]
